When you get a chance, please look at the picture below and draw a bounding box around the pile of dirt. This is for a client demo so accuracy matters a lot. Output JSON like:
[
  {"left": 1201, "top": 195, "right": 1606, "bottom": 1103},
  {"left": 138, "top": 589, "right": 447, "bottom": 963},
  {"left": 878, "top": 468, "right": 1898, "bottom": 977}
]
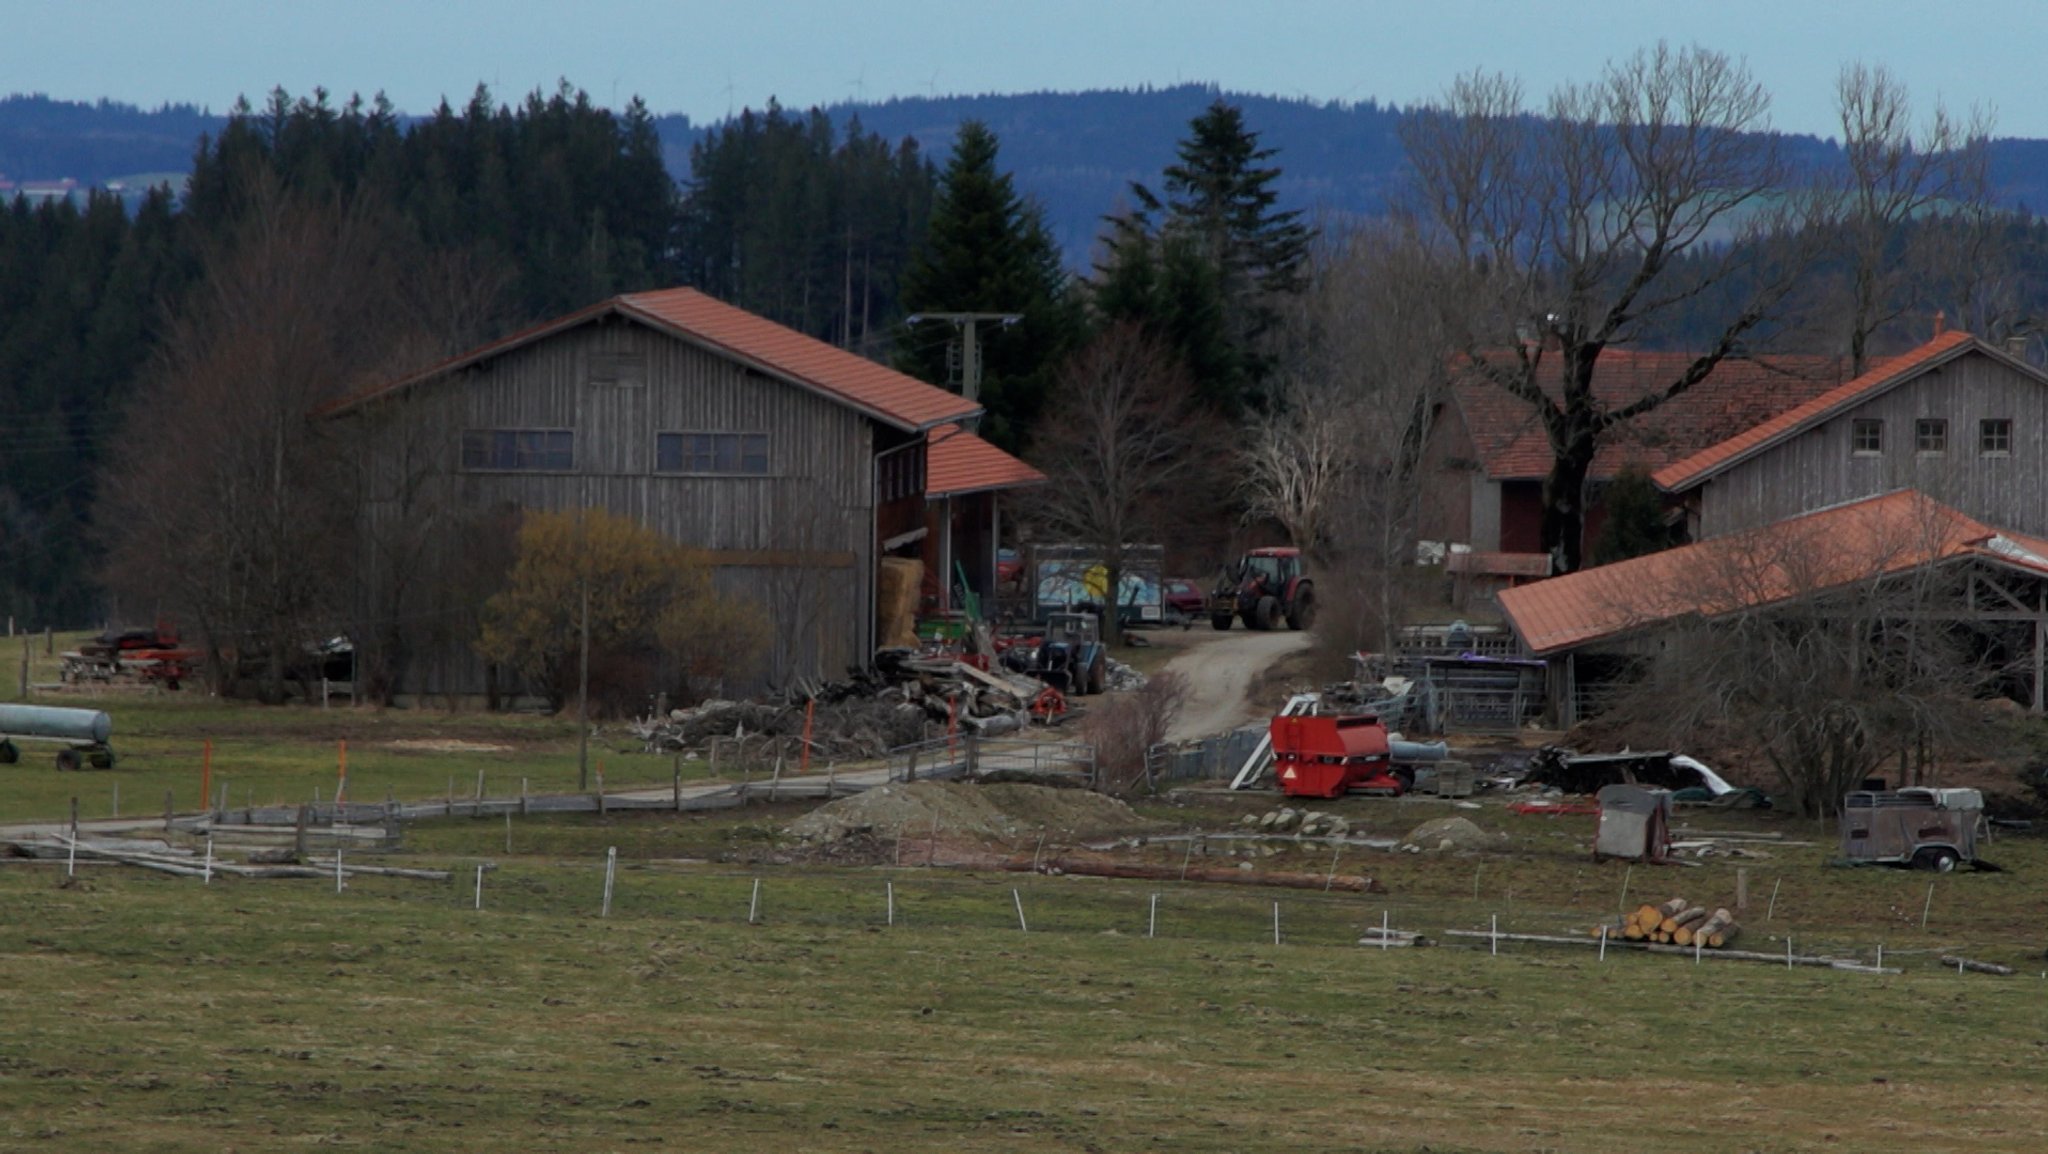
[
  {"left": 1400, "top": 815, "right": 1501, "bottom": 853},
  {"left": 789, "top": 781, "right": 1168, "bottom": 844}
]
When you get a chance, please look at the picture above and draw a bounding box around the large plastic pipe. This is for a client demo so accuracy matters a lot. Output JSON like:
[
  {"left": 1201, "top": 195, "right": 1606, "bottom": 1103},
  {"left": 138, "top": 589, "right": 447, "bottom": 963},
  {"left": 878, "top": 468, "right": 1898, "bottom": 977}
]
[
  {"left": 0, "top": 704, "right": 112, "bottom": 744},
  {"left": 1389, "top": 739, "right": 1448, "bottom": 764}
]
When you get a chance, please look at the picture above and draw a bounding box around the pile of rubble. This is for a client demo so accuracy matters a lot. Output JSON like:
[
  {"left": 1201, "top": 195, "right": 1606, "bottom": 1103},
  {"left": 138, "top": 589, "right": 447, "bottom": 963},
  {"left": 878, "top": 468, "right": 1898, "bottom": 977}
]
[{"left": 633, "top": 650, "right": 1048, "bottom": 761}]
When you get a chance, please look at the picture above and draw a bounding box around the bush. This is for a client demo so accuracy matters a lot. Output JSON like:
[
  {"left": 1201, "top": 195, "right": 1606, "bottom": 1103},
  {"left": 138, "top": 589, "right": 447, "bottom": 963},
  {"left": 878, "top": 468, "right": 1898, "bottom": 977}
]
[{"left": 1085, "top": 671, "right": 1190, "bottom": 794}]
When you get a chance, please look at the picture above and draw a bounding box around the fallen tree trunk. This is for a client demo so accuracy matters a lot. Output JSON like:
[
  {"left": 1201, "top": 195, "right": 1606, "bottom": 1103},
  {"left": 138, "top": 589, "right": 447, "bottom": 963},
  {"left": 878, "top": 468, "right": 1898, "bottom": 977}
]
[
  {"left": 1442, "top": 929, "right": 1896, "bottom": 973},
  {"left": 1939, "top": 955, "right": 2014, "bottom": 975},
  {"left": 1043, "top": 856, "right": 1385, "bottom": 893}
]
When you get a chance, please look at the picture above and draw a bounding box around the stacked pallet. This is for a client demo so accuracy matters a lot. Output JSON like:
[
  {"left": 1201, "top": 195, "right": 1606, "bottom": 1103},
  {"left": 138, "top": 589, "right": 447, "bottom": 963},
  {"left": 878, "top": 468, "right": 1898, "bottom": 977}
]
[{"left": 1615, "top": 897, "right": 1741, "bottom": 948}]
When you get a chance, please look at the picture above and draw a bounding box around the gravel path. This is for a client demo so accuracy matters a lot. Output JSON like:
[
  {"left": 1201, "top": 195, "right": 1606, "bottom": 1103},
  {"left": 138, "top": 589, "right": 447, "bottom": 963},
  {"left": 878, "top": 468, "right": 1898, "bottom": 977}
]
[{"left": 1160, "top": 627, "right": 1312, "bottom": 742}]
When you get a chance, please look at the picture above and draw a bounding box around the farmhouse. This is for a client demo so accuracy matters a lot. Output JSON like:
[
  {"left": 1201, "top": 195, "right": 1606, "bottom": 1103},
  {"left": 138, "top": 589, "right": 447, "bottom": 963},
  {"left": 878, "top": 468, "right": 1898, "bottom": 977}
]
[
  {"left": 1497, "top": 490, "right": 2048, "bottom": 726},
  {"left": 1420, "top": 348, "right": 1848, "bottom": 559},
  {"left": 1654, "top": 329, "right": 2048, "bottom": 541},
  {"left": 326, "top": 287, "right": 1042, "bottom": 696}
]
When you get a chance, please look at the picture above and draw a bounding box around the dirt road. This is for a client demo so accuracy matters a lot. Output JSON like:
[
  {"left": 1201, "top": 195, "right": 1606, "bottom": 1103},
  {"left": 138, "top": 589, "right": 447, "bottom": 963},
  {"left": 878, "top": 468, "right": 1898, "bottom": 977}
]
[{"left": 1158, "top": 627, "right": 1312, "bottom": 742}]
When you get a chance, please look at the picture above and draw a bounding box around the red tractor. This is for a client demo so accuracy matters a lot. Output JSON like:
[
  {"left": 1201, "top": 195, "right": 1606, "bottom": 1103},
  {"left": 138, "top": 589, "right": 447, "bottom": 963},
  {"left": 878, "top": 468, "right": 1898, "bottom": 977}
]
[{"left": 1209, "top": 546, "right": 1315, "bottom": 631}]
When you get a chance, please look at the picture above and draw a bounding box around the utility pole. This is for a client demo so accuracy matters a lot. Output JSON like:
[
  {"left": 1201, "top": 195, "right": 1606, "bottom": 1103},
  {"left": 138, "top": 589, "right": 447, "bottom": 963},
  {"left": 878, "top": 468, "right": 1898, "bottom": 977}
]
[
  {"left": 577, "top": 578, "right": 591, "bottom": 792},
  {"left": 905, "top": 312, "right": 1022, "bottom": 408}
]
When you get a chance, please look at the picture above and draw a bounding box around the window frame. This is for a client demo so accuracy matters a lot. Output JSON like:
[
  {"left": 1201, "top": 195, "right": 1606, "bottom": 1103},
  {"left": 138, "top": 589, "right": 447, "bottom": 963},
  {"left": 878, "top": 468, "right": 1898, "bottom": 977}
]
[
  {"left": 460, "top": 428, "right": 575, "bottom": 473},
  {"left": 653, "top": 430, "right": 772, "bottom": 477},
  {"left": 1850, "top": 418, "right": 1884, "bottom": 456},
  {"left": 1980, "top": 417, "right": 2013, "bottom": 457},
  {"left": 1914, "top": 417, "right": 1948, "bottom": 455}
]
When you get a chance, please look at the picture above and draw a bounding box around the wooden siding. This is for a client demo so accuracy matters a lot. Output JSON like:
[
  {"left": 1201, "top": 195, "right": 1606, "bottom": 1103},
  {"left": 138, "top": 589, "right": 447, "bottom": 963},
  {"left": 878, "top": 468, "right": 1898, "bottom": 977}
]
[
  {"left": 354, "top": 316, "right": 883, "bottom": 693},
  {"left": 1698, "top": 352, "right": 2048, "bottom": 539},
  {"left": 1417, "top": 401, "right": 1479, "bottom": 546}
]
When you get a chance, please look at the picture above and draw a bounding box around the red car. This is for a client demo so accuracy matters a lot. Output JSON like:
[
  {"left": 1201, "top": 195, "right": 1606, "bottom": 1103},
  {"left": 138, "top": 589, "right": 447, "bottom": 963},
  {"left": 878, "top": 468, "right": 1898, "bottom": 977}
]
[{"left": 1163, "top": 578, "right": 1206, "bottom": 617}]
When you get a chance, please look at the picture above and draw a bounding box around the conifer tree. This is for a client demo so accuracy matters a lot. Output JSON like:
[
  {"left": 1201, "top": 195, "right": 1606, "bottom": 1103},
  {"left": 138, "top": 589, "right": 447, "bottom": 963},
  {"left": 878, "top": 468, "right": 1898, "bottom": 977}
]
[
  {"left": 1125, "top": 99, "right": 1312, "bottom": 409},
  {"left": 897, "top": 121, "right": 1078, "bottom": 449}
]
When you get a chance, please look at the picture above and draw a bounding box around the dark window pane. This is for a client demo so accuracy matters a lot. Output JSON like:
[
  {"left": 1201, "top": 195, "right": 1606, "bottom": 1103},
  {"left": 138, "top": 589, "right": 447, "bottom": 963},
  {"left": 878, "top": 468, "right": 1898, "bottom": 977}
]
[
  {"left": 462, "top": 431, "right": 488, "bottom": 469},
  {"left": 741, "top": 434, "right": 769, "bottom": 474},
  {"left": 656, "top": 432, "right": 681, "bottom": 472},
  {"left": 713, "top": 434, "right": 740, "bottom": 473}
]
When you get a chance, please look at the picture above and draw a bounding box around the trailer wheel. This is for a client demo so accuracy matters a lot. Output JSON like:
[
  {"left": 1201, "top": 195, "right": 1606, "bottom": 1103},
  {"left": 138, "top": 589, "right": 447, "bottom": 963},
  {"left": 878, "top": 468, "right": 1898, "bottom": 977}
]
[
  {"left": 54, "top": 748, "right": 81, "bottom": 772},
  {"left": 89, "top": 750, "right": 115, "bottom": 770},
  {"left": 1915, "top": 847, "right": 1959, "bottom": 873},
  {"left": 0, "top": 740, "right": 17, "bottom": 765}
]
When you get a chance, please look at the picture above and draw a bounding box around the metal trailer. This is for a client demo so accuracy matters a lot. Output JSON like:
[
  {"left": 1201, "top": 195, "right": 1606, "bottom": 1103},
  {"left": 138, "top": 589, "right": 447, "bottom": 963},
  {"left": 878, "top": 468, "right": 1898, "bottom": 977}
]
[
  {"left": 1840, "top": 788, "right": 1985, "bottom": 872},
  {"left": 0, "top": 704, "right": 117, "bottom": 770},
  {"left": 1594, "top": 784, "right": 1672, "bottom": 863}
]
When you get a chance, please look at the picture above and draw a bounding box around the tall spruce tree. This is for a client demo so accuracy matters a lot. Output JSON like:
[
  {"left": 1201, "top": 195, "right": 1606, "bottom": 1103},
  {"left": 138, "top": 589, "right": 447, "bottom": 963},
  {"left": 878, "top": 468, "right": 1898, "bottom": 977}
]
[
  {"left": 1124, "top": 99, "right": 1312, "bottom": 410},
  {"left": 897, "top": 121, "right": 1077, "bottom": 449}
]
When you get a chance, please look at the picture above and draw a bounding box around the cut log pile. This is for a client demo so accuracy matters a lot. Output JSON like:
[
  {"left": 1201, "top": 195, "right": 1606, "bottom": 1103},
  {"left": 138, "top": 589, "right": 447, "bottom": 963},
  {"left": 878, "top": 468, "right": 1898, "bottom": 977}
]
[{"left": 1612, "top": 897, "right": 1742, "bottom": 949}]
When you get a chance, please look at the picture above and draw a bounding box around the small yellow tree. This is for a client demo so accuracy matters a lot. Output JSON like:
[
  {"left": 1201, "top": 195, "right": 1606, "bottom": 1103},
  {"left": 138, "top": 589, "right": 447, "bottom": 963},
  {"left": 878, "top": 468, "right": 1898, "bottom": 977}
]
[{"left": 477, "top": 509, "right": 766, "bottom": 711}]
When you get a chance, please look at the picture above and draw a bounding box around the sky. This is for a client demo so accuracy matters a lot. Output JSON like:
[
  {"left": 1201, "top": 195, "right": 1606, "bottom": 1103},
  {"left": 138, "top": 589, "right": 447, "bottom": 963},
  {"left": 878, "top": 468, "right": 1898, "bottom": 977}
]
[{"left": 6, "top": 0, "right": 2047, "bottom": 138}]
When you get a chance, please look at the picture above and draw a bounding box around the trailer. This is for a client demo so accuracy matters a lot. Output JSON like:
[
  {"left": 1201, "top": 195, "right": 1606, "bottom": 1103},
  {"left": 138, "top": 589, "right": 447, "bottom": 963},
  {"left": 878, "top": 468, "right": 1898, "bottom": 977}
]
[
  {"left": 1840, "top": 788, "right": 1984, "bottom": 872},
  {"left": 0, "top": 704, "right": 117, "bottom": 770},
  {"left": 1268, "top": 712, "right": 1400, "bottom": 799}
]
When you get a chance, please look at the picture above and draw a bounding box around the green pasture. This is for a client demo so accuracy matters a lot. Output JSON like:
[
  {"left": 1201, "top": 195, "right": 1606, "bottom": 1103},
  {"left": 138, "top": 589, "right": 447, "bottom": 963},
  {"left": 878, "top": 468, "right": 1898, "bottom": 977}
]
[{"left": 2, "top": 852, "right": 2045, "bottom": 1153}]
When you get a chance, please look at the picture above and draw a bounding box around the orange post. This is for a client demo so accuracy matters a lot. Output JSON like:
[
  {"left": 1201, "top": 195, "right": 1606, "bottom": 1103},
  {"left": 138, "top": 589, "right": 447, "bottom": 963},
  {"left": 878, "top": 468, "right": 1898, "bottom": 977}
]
[
  {"left": 200, "top": 739, "right": 213, "bottom": 810},
  {"left": 801, "top": 699, "right": 816, "bottom": 775},
  {"left": 337, "top": 739, "right": 348, "bottom": 806}
]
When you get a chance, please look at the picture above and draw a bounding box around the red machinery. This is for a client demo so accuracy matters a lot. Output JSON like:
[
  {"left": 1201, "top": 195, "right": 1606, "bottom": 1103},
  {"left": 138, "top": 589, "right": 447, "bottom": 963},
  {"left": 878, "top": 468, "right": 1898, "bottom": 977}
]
[{"left": 1268, "top": 713, "right": 1401, "bottom": 799}]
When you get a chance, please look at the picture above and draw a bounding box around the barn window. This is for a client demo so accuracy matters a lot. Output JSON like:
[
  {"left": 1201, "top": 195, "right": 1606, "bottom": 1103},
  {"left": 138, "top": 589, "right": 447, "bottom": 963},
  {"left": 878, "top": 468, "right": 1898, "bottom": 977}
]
[
  {"left": 655, "top": 432, "right": 770, "bottom": 475},
  {"left": 1981, "top": 418, "right": 2012, "bottom": 456},
  {"left": 1915, "top": 418, "right": 1947, "bottom": 454},
  {"left": 1851, "top": 419, "right": 1883, "bottom": 455},
  {"left": 461, "top": 429, "right": 574, "bottom": 471}
]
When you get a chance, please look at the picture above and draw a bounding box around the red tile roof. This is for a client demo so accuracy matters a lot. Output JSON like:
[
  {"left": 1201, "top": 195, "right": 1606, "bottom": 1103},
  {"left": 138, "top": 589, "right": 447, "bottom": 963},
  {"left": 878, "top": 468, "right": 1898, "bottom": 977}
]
[
  {"left": 925, "top": 423, "right": 1047, "bottom": 498},
  {"left": 323, "top": 287, "right": 981, "bottom": 433},
  {"left": 1454, "top": 349, "right": 1847, "bottom": 481},
  {"left": 1497, "top": 490, "right": 2048, "bottom": 656},
  {"left": 1652, "top": 331, "right": 1980, "bottom": 490}
]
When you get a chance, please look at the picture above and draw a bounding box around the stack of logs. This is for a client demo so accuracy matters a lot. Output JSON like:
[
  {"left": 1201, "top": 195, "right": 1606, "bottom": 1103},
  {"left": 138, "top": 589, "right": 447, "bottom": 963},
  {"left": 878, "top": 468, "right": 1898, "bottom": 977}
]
[{"left": 1618, "top": 897, "right": 1741, "bottom": 949}]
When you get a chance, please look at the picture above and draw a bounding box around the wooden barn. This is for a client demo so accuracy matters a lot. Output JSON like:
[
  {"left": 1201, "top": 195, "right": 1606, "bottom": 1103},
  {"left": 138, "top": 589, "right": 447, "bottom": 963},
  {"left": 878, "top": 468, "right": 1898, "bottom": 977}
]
[
  {"left": 325, "top": 287, "right": 1042, "bottom": 699},
  {"left": 1654, "top": 329, "right": 2048, "bottom": 541}
]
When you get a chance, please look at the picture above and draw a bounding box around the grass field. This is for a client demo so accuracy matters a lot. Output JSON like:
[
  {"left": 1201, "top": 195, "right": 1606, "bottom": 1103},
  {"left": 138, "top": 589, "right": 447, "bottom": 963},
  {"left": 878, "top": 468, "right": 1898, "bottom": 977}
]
[
  {"left": 7, "top": 643, "right": 2048, "bottom": 1150},
  {"left": 4, "top": 848, "right": 2047, "bottom": 1153}
]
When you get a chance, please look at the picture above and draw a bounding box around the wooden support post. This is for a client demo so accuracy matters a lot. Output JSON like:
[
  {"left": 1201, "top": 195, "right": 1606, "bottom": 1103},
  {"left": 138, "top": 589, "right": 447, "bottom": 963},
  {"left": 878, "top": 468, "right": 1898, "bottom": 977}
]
[
  {"left": 473, "top": 770, "right": 485, "bottom": 818},
  {"left": 801, "top": 698, "right": 815, "bottom": 775},
  {"left": 70, "top": 796, "right": 78, "bottom": 843},
  {"left": 673, "top": 764, "right": 682, "bottom": 812},
  {"left": 163, "top": 789, "right": 174, "bottom": 832},
  {"left": 294, "top": 805, "right": 309, "bottom": 860},
  {"left": 1736, "top": 867, "right": 1749, "bottom": 912},
  {"left": 596, "top": 762, "right": 607, "bottom": 816}
]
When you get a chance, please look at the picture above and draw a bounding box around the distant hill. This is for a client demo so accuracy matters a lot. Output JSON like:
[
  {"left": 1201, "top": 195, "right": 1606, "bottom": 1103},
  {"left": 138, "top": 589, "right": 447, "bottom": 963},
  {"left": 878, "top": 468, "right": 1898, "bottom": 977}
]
[{"left": 10, "top": 87, "right": 2048, "bottom": 262}]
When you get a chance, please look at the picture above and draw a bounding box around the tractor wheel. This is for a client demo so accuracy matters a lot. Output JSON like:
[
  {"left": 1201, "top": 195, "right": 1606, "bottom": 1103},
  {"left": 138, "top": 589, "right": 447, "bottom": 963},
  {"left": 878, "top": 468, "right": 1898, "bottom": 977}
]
[
  {"left": 1210, "top": 612, "right": 1234, "bottom": 631},
  {"left": 1254, "top": 595, "right": 1280, "bottom": 631},
  {"left": 1285, "top": 589, "right": 1317, "bottom": 631},
  {"left": 1087, "top": 651, "right": 1107, "bottom": 696},
  {"left": 54, "top": 748, "right": 81, "bottom": 772}
]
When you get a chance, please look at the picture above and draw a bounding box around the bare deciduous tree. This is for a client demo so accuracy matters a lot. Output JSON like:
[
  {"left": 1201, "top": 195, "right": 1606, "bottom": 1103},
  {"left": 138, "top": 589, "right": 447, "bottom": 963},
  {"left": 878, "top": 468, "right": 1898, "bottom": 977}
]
[
  {"left": 1835, "top": 63, "right": 1995, "bottom": 373},
  {"left": 1027, "top": 323, "right": 1212, "bottom": 645},
  {"left": 1254, "top": 221, "right": 1461, "bottom": 657},
  {"left": 101, "top": 184, "right": 421, "bottom": 701},
  {"left": 1402, "top": 43, "right": 1830, "bottom": 572}
]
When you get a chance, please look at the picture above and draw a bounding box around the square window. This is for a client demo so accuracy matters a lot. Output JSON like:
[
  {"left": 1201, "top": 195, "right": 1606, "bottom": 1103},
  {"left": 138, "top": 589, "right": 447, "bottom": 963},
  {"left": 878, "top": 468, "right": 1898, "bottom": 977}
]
[
  {"left": 1915, "top": 418, "right": 1947, "bottom": 454},
  {"left": 1851, "top": 419, "right": 1883, "bottom": 455},
  {"left": 461, "top": 428, "right": 572, "bottom": 471},
  {"left": 1981, "top": 418, "right": 2013, "bottom": 455}
]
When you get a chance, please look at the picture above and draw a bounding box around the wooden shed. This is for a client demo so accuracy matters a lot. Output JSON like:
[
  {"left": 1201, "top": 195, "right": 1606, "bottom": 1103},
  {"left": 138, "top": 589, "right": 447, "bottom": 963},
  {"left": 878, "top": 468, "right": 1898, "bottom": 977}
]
[{"left": 326, "top": 288, "right": 1042, "bottom": 699}]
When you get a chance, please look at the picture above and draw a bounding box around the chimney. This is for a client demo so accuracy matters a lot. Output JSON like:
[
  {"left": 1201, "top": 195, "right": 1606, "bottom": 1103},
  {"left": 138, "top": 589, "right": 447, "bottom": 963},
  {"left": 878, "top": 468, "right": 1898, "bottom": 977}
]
[{"left": 1933, "top": 310, "right": 1947, "bottom": 337}]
